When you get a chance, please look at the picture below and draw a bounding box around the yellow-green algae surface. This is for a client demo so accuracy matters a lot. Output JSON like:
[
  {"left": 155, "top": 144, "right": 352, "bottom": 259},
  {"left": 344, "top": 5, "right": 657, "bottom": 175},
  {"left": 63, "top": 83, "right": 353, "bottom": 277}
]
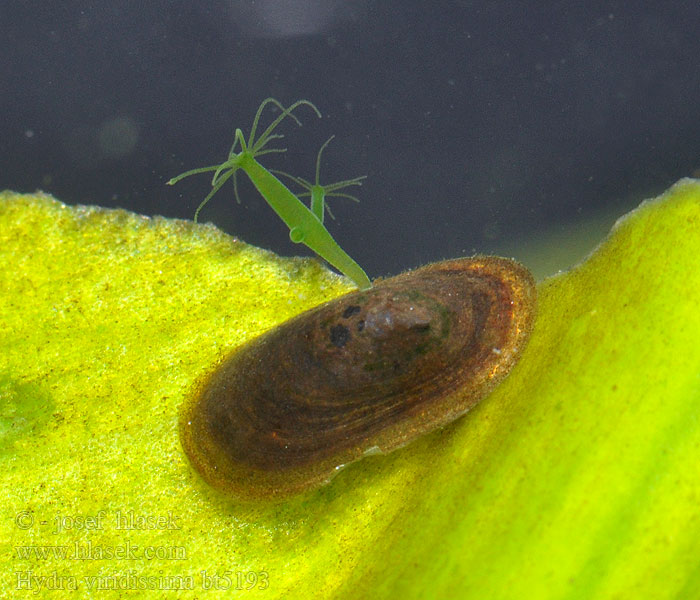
[{"left": 2, "top": 179, "right": 700, "bottom": 599}]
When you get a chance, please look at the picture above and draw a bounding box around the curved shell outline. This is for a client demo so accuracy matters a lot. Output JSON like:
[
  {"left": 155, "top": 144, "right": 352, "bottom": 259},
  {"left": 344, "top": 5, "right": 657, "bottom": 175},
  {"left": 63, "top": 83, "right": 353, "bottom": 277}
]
[{"left": 179, "top": 256, "right": 536, "bottom": 500}]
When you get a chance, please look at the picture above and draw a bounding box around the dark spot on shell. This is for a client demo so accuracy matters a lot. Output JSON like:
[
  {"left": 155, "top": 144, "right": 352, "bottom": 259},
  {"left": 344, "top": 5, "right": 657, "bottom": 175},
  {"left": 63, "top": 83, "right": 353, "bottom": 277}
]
[
  {"left": 180, "top": 256, "right": 536, "bottom": 500},
  {"left": 342, "top": 305, "right": 361, "bottom": 318},
  {"left": 329, "top": 324, "right": 351, "bottom": 348}
]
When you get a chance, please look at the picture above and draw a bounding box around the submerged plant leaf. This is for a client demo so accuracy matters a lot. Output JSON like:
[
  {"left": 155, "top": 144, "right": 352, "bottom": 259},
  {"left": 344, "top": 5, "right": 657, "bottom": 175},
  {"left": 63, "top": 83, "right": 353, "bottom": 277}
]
[{"left": 2, "top": 179, "right": 700, "bottom": 599}]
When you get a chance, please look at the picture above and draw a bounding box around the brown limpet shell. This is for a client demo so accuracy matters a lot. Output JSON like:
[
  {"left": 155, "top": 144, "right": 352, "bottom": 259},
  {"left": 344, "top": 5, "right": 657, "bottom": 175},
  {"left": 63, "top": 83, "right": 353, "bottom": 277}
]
[{"left": 180, "top": 256, "right": 536, "bottom": 500}]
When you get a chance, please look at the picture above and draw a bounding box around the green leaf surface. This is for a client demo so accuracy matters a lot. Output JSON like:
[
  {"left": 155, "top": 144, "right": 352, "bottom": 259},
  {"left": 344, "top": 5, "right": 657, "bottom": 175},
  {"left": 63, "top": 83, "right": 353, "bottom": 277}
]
[{"left": 2, "top": 179, "right": 700, "bottom": 599}]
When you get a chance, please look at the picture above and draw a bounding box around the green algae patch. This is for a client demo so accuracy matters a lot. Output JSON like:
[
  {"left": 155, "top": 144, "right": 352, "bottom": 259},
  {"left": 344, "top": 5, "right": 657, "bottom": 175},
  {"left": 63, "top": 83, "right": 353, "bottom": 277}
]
[{"left": 2, "top": 179, "right": 700, "bottom": 599}]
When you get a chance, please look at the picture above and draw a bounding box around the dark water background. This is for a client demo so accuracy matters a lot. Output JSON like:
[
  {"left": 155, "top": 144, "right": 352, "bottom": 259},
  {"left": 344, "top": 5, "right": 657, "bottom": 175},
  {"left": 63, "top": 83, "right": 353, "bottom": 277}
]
[{"left": 2, "top": 1, "right": 699, "bottom": 278}]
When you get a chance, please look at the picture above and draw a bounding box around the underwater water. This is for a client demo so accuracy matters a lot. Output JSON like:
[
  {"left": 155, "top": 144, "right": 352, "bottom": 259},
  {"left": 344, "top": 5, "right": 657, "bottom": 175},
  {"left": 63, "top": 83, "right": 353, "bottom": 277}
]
[
  {"left": 4, "top": 5, "right": 700, "bottom": 599},
  {"left": 2, "top": 1, "right": 700, "bottom": 279}
]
